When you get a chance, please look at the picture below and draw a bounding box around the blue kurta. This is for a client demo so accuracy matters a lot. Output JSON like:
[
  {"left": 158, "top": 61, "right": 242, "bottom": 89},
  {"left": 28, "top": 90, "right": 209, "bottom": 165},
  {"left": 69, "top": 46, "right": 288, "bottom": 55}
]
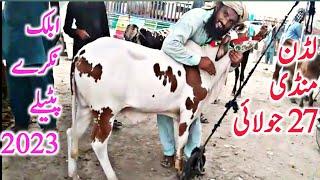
[
  {"left": 282, "top": 21, "right": 303, "bottom": 43},
  {"left": 3, "top": 2, "right": 53, "bottom": 66},
  {"left": 161, "top": 8, "right": 214, "bottom": 66},
  {"left": 2, "top": 2, "right": 57, "bottom": 130}
]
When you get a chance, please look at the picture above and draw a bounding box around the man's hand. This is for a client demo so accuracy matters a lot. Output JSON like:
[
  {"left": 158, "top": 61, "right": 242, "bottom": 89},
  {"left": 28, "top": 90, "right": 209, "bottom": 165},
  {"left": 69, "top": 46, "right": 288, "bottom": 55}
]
[
  {"left": 76, "top": 29, "right": 90, "bottom": 40},
  {"left": 229, "top": 50, "right": 243, "bottom": 67},
  {"left": 199, "top": 57, "right": 216, "bottom": 75}
]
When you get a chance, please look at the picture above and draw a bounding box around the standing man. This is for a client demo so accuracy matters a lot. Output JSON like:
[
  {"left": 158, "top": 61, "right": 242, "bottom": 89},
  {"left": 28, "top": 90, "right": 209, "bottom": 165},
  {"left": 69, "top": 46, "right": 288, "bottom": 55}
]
[
  {"left": 272, "top": 8, "right": 306, "bottom": 104},
  {"left": 281, "top": 8, "right": 306, "bottom": 45},
  {"left": 63, "top": 2, "right": 110, "bottom": 58},
  {"left": 158, "top": 1, "right": 247, "bottom": 168},
  {"left": 2, "top": 1, "right": 59, "bottom": 131},
  {"left": 265, "top": 26, "right": 276, "bottom": 65},
  {"left": 64, "top": 2, "right": 122, "bottom": 128}
]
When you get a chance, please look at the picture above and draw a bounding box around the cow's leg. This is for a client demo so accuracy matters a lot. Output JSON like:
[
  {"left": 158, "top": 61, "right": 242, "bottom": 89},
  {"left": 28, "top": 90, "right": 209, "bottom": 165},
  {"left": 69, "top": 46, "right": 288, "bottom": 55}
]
[
  {"left": 287, "top": 66, "right": 297, "bottom": 104},
  {"left": 308, "top": 91, "right": 314, "bottom": 107},
  {"left": 273, "top": 63, "right": 281, "bottom": 82},
  {"left": 67, "top": 104, "right": 91, "bottom": 178},
  {"left": 175, "top": 111, "right": 193, "bottom": 174},
  {"left": 232, "top": 67, "right": 239, "bottom": 96},
  {"left": 91, "top": 107, "right": 119, "bottom": 180},
  {"left": 299, "top": 97, "right": 304, "bottom": 107}
]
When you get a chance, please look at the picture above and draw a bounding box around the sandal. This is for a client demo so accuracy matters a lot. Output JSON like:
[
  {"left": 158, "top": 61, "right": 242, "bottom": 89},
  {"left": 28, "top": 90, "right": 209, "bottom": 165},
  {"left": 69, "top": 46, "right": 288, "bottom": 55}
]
[
  {"left": 160, "top": 155, "right": 174, "bottom": 168},
  {"left": 113, "top": 120, "right": 123, "bottom": 130},
  {"left": 200, "top": 113, "right": 209, "bottom": 124}
]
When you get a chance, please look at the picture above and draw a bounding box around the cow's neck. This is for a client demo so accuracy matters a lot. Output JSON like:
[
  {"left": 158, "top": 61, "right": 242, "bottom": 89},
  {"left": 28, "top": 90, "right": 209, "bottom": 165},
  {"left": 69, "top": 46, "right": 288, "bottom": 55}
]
[{"left": 198, "top": 46, "right": 228, "bottom": 91}]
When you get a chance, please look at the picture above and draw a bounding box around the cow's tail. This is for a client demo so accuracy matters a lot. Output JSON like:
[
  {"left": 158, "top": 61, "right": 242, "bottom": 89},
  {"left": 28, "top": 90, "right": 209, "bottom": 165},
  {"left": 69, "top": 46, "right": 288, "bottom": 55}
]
[
  {"left": 70, "top": 57, "right": 76, "bottom": 96},
  {"left": 68, "top": 56, "right": 80, "bottom": 160},
  {"left": 70, "top": 57, "right": 78, "bottom": 125}
]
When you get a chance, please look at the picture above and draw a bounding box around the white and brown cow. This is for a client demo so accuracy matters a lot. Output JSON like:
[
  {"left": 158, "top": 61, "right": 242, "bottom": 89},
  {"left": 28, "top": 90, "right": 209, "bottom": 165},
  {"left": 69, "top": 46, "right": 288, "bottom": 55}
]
[
  {"left": 67, "top": 37, "right": 232, "bottom": 179},
  {"left": 299, "top": 54, "right": 320, "bottom": 107}
]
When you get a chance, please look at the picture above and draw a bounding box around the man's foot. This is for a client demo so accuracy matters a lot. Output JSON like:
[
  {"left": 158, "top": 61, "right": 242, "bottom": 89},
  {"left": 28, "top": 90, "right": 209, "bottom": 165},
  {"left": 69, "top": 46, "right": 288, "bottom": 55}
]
[
  {"left": 200, "top": 113, "right": 209, "bottom": 124},
  {"left": 113, "top": 120, "right": 123, "bottom": 130},
  {"left": 160, "top": 155, "right": 174, "bottom": 168}
]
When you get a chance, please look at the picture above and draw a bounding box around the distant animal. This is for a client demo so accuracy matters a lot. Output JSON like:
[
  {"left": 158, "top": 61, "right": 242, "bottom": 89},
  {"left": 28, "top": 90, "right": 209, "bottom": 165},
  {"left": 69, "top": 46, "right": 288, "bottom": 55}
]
[
  {"left": 298, "top": 54, "right": 320, "bottom": 107},
  {"left": 231, "top": 23, "right": 269, "bottom": 96},
  {"left": 273, "top": 37, "right": 320, "bottom": 106},
  {"left": 124, "top": 24, "right": 170, "bottom": 50}
]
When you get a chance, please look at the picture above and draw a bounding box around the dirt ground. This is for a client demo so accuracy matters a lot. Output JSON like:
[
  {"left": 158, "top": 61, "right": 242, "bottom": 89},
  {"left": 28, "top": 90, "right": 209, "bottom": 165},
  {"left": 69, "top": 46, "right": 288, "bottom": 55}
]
[{"left": 2, "top": 53, "right": 320, "bottom": 180}]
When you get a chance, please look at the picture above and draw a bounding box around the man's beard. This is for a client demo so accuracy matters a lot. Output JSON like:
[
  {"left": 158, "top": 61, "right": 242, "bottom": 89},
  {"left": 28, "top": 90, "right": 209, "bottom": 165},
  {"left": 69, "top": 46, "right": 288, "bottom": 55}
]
[{"left": 204, "top": 11, "right": 230, "bottom": 40}]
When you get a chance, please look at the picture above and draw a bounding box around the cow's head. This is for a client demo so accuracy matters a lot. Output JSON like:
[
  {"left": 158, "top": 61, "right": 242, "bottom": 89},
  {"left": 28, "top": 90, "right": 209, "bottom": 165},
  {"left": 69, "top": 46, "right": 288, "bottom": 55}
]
[
  {"left": 255, "top": 25, "right": 269, "bottom": 41},
  {"left": 124, "top": 24, "right": 140, "bottom": 44},
  {"left": 233, "top": 23, "right": 247, "bottom": 38}
]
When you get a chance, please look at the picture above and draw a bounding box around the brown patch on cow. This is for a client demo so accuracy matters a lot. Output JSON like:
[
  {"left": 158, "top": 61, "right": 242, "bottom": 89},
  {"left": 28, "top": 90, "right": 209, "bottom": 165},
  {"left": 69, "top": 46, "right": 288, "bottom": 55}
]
[
  {"left": 153, "top": 63, "right": 178, "bottom": 92},
  {"left": 179, "top": 122, "right": 187, "bottom": 136},
  {"left": 75, "top": 57, "right": 103, "bottom": 83},
  {"left": 301, "top": 54, "right": 320, "bottom": 79},
  {"left": 185, "top": 97, "right": 193, "bottom": 110},
  {"left": 91, "top": 107, "right": 114, "bottom": 142},
  {"left": 178, "top": 70, "right": 181, "bottom": 77},
  {"left": 183, "top": 65, "right": 208, "bottom": 119}
]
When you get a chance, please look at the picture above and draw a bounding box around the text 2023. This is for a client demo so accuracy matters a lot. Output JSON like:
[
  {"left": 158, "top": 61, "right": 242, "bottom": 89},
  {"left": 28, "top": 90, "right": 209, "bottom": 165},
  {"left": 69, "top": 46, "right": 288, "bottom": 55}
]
[{"left": 0, "top": 131, "right": 59, "bottom": 156}]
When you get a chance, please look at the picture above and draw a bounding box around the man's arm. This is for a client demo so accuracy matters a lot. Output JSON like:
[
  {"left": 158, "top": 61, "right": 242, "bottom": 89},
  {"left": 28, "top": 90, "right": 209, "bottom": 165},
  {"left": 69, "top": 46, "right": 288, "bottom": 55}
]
[
  {"left": 63, "top": 3, "right": 77, "bottom": 39},
  {"left": 161, "top": 11, "right": 203, "bottom": 66},
  {"left": 101, "top": 2, "right": 110, "bottom": 37}
]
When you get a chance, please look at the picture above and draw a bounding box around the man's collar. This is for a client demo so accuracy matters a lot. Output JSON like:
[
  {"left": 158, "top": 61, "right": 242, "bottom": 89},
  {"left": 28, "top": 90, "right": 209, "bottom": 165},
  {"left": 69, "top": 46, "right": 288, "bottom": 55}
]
[{"left": 203, "top": 9, "right": 214, "bottom": 24}]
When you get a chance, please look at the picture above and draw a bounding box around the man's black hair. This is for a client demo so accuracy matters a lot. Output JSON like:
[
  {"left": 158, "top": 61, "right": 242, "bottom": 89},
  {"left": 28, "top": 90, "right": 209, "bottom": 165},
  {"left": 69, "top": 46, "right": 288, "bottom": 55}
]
[{"left": 203, "top": 4, "right": 236, "bottom": 40}]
